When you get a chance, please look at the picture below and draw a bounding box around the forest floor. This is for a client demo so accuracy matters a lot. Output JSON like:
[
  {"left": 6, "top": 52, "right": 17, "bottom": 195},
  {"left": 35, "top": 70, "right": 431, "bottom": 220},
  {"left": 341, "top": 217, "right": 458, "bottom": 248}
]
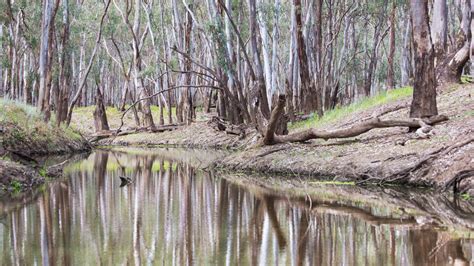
[
  {"left": 0, "top": 99, "right": 91, "bottom": 193},
  {"left": 83, "top": 84, "right": 474, "bottom": 192}
]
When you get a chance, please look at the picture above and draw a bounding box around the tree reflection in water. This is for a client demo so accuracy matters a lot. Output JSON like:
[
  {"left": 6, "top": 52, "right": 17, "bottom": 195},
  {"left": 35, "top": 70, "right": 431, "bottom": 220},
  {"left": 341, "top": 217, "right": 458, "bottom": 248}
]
[{"left": 0, "top": 150, "right": 473, "bottom": 265}]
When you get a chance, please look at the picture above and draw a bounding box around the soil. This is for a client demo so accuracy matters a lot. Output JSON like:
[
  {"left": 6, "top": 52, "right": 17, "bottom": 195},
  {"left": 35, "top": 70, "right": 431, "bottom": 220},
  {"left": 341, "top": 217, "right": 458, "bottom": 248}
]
[
  {"left": 0, "top": 121, "right": 91, "bottom": 194},
  {"left": 100, "top": 84, "right": 474, "bottom": 192}
]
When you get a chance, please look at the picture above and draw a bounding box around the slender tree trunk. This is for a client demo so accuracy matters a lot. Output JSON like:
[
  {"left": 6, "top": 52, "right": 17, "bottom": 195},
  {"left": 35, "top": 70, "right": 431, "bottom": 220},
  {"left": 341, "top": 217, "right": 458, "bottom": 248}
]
[
  {"left": 57, "top": 0, "right": 71, "bottom": 126},
  {"left": 401, "top": 12, "right": 413, "bottom": 87},
  {"left": 131, "top": 0, "right": 156, "bottom": 130},
  {"left": 363, "top": 0, "right": 387, "bottom": 96},
  {"left": 183, "top": 1, "right": 194, "bottom": 125},
  {"left": 431, "top": 0, "right": 448, "bottom": 61},
  {"left": 387, "top": 1, "right": 396, "bottom": 90},
  {"left": 37, "top": 0, "right": 60, "bottom": 121},
  {"left": 248, "top": 0, "right": 271, "bottom": 119}
]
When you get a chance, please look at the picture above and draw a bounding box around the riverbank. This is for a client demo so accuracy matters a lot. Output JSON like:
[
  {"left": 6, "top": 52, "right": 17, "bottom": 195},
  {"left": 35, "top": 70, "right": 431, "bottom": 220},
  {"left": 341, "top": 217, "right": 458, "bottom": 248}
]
[
  {"left": 219, "top": 84, "right": 473, "bottom": 192},
  {"left": 91, "top": 84, "right": 474, "bottom": 192},
  {"left": 0, "top": 99, "right": 91, "bottom": 193}
]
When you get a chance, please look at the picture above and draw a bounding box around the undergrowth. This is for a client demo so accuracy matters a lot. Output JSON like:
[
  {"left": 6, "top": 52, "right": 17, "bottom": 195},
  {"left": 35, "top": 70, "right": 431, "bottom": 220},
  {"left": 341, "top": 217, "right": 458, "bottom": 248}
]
[
  {"left": 0, "top": 98, "right": 83, "bottom": 152},
  {"left": 289, "top": 86, "right": 413, "bottom": 130}
]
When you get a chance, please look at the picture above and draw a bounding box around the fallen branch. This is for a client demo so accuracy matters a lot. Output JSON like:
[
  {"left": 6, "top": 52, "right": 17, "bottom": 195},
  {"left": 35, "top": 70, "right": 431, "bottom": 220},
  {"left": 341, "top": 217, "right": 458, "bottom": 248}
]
[
  {"left": 208, "top": 116, "right": 247, "bottom": 137},
  {"left": 89, "top": 124, "right": 182, "bottom": 143},
  {"left": 262, "top": 95, "right": 449, "bottom": 145}
]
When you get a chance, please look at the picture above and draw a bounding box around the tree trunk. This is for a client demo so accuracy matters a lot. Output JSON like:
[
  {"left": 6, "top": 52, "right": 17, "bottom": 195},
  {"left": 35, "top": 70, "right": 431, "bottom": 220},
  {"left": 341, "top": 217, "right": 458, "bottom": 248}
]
[
  {"left": 409, "top": 0, "right": 438, "bottom": 118},
  {"left": 436, "top": 0, "right": 472, "bottom": 84},
  {"left": 56, "top": 0, "right": 71, "bottom": 126},
  {"left": 183, "top": 1, "right": 194, "bottom": 125},
  {"left": 93, "top": 85, "right": 110, "bottom": 132},
  {"left": 131, "top": 0, "right": 156, "bottom": 130},
  {"left": 387, "top": 1, "right": 396, "bottom": 90},
  {"left": 294, "top": 0, "right": 322, "bottom": 116},
  {"left": 37, "top": 0, "right": 60, "bottom": 121},
  {"left": 431, "top": 0, "right": 448, "bottom": 61},
  {"left": 248, "top": 0, "right": 271, "bottom": 119}
]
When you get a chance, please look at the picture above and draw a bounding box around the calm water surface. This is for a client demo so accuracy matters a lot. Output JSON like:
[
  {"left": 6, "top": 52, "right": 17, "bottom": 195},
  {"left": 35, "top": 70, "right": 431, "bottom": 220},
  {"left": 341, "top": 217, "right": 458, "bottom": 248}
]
[{"left": 0, "top": 149, "right": 473, "bottom": 265}]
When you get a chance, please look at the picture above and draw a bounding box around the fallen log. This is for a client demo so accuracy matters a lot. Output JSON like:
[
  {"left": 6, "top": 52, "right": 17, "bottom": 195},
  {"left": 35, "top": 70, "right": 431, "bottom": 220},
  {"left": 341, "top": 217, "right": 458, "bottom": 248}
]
[
  {"left": 262, "top": 95, "right": 449, "bottom": 145},
  {"left": 88, "top": 124, "right": 183, "bottom": 143}
]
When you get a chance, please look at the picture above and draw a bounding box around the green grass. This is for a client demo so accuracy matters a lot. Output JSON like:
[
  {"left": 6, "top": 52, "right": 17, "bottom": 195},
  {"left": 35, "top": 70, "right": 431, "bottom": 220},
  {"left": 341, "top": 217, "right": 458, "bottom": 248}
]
[
  {"left": 461, "top": 75, "right": 474, "bottom": 84},
  {"left": 289, "top": 86, "right": 413, "bottom": 130},
  {"left": 0, "top": 98, "right": 83, "bottom": 152}
]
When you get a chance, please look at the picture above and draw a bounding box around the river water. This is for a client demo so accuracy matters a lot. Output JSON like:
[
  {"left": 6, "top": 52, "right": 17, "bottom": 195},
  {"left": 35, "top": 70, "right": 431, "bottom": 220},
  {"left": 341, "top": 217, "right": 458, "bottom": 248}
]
[{"left": 0, "top": 148, "right": 473, "bottom": 265}]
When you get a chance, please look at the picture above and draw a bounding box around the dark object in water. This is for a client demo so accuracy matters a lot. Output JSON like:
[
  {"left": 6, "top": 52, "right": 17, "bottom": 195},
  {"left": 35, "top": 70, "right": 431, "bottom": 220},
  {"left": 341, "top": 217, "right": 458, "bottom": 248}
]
[{"left": 119, "top": 176, "right": 133, "bottom": 187}]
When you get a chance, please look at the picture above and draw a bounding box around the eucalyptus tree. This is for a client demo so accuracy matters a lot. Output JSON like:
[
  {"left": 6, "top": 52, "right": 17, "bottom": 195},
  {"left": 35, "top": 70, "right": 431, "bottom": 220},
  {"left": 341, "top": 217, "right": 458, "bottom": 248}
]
[
  {"left": 1, "top": 0, "right": 473, "bottom": 130},
  {"left": 409, "top": 0, "right": 438, "bottom": 118}
]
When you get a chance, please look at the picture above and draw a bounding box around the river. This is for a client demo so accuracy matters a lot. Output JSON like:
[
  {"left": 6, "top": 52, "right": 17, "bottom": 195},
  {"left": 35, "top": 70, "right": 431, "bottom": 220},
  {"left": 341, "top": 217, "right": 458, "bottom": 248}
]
[{"left": 0, "top": 148, "right": 473, "bottom": 265}]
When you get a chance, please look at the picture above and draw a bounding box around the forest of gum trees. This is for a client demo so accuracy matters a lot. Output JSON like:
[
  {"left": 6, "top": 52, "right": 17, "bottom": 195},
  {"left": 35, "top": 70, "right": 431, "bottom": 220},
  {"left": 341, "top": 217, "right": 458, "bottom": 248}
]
[{"left": 0, "top": 0, "right": 471, "bottom": 134}]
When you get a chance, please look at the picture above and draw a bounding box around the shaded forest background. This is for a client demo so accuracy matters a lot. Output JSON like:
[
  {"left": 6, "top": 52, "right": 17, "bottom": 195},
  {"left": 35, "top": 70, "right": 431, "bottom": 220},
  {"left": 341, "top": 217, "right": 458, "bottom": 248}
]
[{"left": 0, "top": 0, "right": 471, "bottom": 132}]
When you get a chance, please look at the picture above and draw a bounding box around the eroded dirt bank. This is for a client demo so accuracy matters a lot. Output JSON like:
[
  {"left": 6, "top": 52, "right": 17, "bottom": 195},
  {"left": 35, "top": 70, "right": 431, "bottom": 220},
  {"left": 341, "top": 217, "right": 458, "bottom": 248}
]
[
  {"left": 0, "top": 101, "right": 91, "bottom": 193},
  {"left": 103, "top": 84, "right": 474, "bottom": 192}
]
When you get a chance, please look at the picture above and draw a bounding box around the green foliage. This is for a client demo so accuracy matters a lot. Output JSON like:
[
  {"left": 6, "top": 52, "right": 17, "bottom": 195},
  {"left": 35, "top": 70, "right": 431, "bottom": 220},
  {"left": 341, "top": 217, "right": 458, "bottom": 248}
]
[
  {"left": 461, "top": 193, "right": 471, "bottom": 201},
  {"left": 38, "top": 167, "right": 48, "bottom": 178},
  {"left": 290, "top": 86, "right": 413, "bottom": 130},
  {"left": 9, "top": 180, "right": 22, "bottom": 194},
  {"left": 206, "top": 20, "right": 230, "bottom": 70}
]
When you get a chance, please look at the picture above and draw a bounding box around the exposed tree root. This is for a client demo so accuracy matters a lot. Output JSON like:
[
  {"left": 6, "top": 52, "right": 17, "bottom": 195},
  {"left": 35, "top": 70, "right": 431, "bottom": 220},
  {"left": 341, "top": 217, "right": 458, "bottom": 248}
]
[
  {"left": 262, "top": 95, "right": 449, "bottom": 145},
  {"left": 363, "top": 136, "right": 474, "bottom": 187}
]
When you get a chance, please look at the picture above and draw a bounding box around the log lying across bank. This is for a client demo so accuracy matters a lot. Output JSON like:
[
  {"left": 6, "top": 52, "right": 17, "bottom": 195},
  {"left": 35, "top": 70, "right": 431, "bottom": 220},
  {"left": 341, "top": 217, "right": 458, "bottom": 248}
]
[
  {"left": 88, "top": 124, "right": 183, "bottom": 143},
  {"left": 262, "top": 95, "right": 449, "bottom": 145}
]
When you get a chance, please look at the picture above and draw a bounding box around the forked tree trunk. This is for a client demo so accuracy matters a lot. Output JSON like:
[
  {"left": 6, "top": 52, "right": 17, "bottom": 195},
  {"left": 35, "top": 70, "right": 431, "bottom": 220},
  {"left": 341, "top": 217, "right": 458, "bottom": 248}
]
[{"left": 409, "top": 0, "right": 438, "bottom": 118}]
